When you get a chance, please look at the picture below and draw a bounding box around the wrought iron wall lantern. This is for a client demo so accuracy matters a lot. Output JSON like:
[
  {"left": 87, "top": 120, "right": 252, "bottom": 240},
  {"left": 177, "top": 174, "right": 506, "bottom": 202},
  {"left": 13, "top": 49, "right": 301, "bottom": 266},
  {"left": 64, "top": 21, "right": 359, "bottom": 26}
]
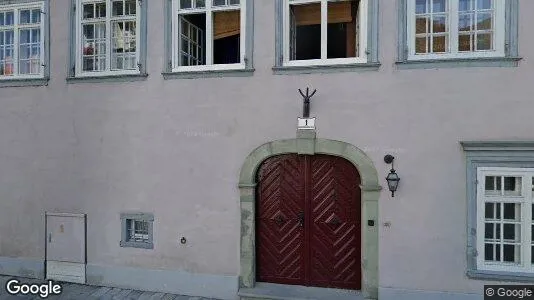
[{"left": 384, "top": 155, "right": 400, "bottom": 197}]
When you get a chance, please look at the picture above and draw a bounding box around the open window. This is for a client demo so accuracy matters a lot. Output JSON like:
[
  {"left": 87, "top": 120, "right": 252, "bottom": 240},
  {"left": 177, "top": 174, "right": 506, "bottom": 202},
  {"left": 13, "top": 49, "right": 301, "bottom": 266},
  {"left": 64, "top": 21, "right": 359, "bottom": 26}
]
[
  {"left": 173, "top": 0, "right": 245, "bottom": 71},
  {"left": 284, "top": 0, "right": 368, "bottom": 66}
]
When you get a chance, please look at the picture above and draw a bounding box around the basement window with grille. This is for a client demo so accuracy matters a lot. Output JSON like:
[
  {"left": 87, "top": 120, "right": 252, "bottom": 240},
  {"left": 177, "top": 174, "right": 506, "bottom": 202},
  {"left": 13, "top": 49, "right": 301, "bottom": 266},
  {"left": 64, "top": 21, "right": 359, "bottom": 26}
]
[{"left": 120, "top": 213, "right": 154, "bottom": 249}]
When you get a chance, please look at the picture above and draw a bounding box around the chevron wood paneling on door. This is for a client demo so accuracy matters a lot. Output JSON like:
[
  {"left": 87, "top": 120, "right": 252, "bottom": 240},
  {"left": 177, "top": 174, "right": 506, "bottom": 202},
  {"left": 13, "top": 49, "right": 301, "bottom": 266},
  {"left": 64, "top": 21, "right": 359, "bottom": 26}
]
[
  {"left": 309, "top": 155, "right": 361, "bottom": 289},
  {"left": 256, "top": 154, "right": 361, "bottom": 290},
  {"left": 256, "top": 154, "right": 306, "bottom": 285}
]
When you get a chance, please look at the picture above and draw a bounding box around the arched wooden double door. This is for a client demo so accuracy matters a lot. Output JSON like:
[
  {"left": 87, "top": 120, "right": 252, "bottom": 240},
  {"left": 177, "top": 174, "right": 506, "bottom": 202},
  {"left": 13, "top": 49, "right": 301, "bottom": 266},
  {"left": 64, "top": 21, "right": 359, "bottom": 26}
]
[{"left": 256, "top": 154, "right": 361, "bottom": 290}]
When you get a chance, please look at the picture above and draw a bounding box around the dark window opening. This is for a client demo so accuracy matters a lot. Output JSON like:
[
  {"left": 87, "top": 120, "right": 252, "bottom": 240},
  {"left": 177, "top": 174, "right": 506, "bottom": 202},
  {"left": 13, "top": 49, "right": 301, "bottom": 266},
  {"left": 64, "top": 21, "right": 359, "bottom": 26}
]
[
  {"left": 289, "top": 0, "right": 359, "bottom": 61},
  {"left": 213, "top": 10, "right": 240, "bottom": 64},
  {"left": 293, "top": 24, "right": 321, "bottom": 60},
  {"left": 289, "top": 3, "right": 321, "bottom": 60},
  {"left": 214, "top": 35, "right": 240, "bottom": 64}
]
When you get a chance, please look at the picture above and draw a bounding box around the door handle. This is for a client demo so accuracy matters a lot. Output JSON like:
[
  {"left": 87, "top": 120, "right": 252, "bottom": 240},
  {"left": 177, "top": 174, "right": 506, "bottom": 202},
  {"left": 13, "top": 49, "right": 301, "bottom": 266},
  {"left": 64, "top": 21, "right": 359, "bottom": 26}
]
[
  {"left": 274, "top": 215, "right": 285, "bottom": 226},
  {"left": 48, "top": 233, "right": 51, "bottom": 243},
  {"left": 297, "top": 212, "right": 304, "bottom": 227}
]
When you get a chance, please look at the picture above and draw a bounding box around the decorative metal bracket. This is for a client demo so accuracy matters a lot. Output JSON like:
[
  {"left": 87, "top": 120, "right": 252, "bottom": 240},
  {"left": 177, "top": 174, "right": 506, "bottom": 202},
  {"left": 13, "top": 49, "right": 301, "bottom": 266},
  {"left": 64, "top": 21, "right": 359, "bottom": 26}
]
[{"left": 298, "top": 87, "right": 317, "bottom": 118}]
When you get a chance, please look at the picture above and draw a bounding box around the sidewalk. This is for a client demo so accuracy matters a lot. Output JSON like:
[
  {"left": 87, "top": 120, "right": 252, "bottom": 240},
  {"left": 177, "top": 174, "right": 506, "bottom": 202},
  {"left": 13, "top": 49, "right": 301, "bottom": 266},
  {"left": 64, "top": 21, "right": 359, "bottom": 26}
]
[{"left": 0, "top": 276, "right": 220, "bottom": 300}]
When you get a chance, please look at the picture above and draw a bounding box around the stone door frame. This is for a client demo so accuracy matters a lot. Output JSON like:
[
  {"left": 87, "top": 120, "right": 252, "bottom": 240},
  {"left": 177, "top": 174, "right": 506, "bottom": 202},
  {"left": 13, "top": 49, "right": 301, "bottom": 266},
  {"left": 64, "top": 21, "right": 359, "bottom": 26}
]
[{"left": 238, "top": 131, "right": 381, "bottom": 299}]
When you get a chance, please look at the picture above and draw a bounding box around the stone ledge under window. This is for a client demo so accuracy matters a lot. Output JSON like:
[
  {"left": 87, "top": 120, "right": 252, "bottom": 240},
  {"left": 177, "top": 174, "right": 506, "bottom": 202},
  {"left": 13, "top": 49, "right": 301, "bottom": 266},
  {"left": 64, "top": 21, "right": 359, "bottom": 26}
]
[
  {"left": 467, "top": 270, "right": 534, "bottom": 283},
  {"left": 273, "top": 62, "right": 381, "bottom": 75},
  {"left": 119, "top": 240, "right": 154, "bottom": 249},
  {"left": 396, "top": 57, "right": 522, "bottom": 70},
  {"left": 0, "top": 77, "right": 49, "bottom": 88},
  {"left": 162, "top": 68, "right": 255, "bottom": 80},
  {"left": 66, "top": 73, "right": 148, "bottom": 84}
]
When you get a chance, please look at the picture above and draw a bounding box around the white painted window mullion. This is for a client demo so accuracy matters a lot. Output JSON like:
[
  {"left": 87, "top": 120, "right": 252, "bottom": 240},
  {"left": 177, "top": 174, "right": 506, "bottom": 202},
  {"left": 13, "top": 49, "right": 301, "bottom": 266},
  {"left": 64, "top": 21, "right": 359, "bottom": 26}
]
[
  {"left": 283, "top": 0, "right": 290, "bottom": 64},
  {"left": 205, "top": 0, "right": 213, "bottom": 65},
  {"left": 494, "top": 0, "right": 505, "bottom": 55},
  {"left": 523, "top": 174, "right": 532, "bottom": 270},
  {"left": 407, "top": 0, "right": 415, "bottom": 57},
  {"left": 40, "top": 3, "right": 45, "bottom": 76},
  {"left": 172, "top": 1, "right": 177, "bottom": 70},
  {"left": 320, "top": 0, "right": 327, "bottom": 60},
  {"left": 13, "top": 8, "right": 19, "bottom": 76},
  {"left": 359, "top": 0, "right": 368, "bottom": 61},
  {"left": 239, "top": 0, "right": 246, "bottom": 65},
  {"left": 76, "top": 1, "right": 80, "bottom": 75},
  {"left": 449, "top": 0, "right": 458, "bottom": 55},
  {"left": 136, "top": 0, "right": 141, "bottom": 70},
  {"left": 105, "top": 0, "right": 111, "bottom": 71},
  {"left": 476, "top": 168, "right": 485, "bottom": 270}
]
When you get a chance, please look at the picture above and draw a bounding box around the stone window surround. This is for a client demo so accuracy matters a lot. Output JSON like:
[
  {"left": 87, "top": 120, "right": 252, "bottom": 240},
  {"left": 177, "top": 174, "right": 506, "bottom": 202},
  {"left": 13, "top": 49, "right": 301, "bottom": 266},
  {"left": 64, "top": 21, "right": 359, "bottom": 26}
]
[
  {"left": 120, "top": 212, "right": 154, "bottom": 249},
  {"left": 462, "top": 141, "right": 534, "bottom": 282},
  {"left": 397, "top": 0, "right": 521, "bottom": 69}
]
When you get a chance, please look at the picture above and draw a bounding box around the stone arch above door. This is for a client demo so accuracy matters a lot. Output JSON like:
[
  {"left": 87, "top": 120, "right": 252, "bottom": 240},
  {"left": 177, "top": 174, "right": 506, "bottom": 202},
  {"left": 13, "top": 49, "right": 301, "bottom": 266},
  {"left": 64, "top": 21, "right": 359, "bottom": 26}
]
[{"left": 238, "top": 134, "right": 381, "bottom": 299}]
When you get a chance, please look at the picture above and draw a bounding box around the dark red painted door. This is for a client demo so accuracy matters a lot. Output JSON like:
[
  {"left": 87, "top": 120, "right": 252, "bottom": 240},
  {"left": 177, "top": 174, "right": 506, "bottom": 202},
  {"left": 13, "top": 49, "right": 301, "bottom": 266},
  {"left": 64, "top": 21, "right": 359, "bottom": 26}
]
[{"left": 256, "top": 154, "right": 361, "bottom": 290}]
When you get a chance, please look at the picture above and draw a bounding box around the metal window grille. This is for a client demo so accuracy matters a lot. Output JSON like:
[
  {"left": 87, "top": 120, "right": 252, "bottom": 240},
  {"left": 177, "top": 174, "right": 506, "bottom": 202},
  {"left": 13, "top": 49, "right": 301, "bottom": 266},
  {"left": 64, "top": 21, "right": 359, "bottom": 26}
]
[{"left": 127, "top": 219, "right": 149, "bottom": 242}]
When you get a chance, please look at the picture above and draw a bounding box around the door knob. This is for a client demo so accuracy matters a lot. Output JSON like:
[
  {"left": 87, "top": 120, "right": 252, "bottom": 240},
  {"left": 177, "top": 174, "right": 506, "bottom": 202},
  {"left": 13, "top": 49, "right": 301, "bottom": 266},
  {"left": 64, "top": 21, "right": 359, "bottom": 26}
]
[
  {"left": 297, "top": 212, "right": 304, "bottom": 227},
  {"left": 274, "top": 215, "right": 285, "bottom": 226}
]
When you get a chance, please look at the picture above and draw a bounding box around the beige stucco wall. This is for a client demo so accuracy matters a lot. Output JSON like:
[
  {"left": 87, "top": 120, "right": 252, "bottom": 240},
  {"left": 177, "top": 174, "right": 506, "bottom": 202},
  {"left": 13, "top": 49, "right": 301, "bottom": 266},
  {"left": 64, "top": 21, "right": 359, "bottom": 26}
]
[{"left": 0, "top": 0, "right": 533, "bottom": 295}]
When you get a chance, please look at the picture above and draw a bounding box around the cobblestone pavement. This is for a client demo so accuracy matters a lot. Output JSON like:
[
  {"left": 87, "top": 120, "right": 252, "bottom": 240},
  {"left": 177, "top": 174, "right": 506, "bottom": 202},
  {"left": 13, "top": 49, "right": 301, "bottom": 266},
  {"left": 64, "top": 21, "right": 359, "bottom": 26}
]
[{"left": 0, "top": 276, "right": 220, "bottom": 300}]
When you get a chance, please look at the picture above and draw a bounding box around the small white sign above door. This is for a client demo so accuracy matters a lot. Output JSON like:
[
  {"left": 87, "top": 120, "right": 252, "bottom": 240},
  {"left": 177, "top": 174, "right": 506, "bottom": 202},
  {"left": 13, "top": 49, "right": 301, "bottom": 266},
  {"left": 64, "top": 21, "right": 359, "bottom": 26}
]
[{"left": 298, "top": 117, "right": 316, "bottom": 130}]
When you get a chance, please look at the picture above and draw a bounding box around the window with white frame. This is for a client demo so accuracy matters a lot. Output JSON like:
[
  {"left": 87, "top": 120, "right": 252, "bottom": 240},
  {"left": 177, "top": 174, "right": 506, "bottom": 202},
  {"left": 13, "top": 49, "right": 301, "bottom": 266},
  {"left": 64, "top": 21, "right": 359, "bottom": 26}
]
[
  {"left": 477, "top": 168, "right": 534, "bottom": 273},
  {"left": 0, "top": 2, "right": 44, "bottom": 78},
  {"left": 76, "top": 0, "right": 140, "bottom": 76},
  {"left": 282, "top": 0, "right": 368, "bottom": 66},
  {"left": 172, "top": 0, "right": 246, "bottom": 71},
  {"left": 407, "top": 0, "right": 505, "bottom": 60}
]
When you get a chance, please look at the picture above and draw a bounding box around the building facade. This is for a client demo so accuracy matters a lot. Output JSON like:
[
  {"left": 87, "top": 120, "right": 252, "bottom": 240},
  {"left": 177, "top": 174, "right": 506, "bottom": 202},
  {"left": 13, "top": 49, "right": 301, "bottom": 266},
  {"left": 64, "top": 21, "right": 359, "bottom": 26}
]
[{"left": 0, "top": 0, "right": 530, "bottom": 299}]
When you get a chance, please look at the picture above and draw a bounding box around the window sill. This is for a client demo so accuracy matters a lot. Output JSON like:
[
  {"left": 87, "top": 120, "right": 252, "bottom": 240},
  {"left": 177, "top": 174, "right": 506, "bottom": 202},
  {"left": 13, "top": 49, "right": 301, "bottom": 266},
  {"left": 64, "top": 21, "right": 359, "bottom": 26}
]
[
  {"left": 467, "top": 270, "right": 534, "bottom": 283},
  {"left": 120, "top": 241, "right": 153, "bottom": 249},
  {"left": 396, "top": 57, "right": 522, "bottom": 70},
  {"left": 0, "top": 77, "right": 49, "bottom": 88},
  {"left": 66, "top": 73, "right": 148, "bottom": 83},
  {"left": 162, "top": 68, "right": 255, "bottom": 80},
  {"left": 272, "top": 63, "right": 381, "bottom": 75}
]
